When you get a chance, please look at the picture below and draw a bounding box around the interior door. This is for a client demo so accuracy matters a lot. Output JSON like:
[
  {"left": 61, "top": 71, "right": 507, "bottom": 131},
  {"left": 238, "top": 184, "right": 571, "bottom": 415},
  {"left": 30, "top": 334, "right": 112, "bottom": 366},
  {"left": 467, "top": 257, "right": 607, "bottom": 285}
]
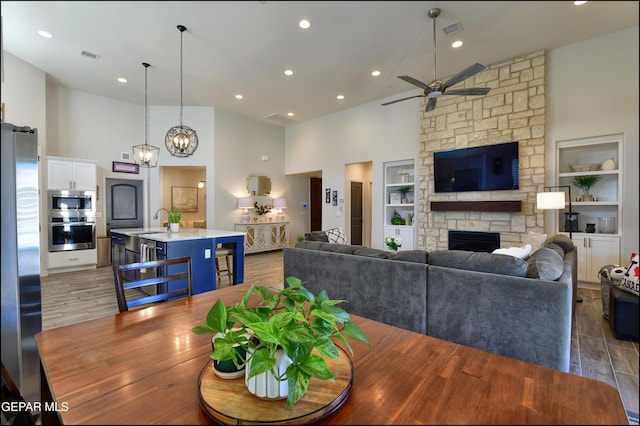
[
  {"left": 350, "top": 181, "right": 363, "bottom": 245},
  {"left": 310, "top": 177, "right": 322, "bottom": 232},
  {"left": 106, "top": 178, "right": 143, "bottom": 235}
]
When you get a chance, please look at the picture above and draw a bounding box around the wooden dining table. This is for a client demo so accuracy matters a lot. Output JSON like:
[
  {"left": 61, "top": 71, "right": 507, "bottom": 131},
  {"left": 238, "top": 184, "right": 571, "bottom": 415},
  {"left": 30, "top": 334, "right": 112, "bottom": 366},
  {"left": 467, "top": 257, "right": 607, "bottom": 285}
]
[{"left": 36, "top": 282, "right": 629, "bottom": 425}]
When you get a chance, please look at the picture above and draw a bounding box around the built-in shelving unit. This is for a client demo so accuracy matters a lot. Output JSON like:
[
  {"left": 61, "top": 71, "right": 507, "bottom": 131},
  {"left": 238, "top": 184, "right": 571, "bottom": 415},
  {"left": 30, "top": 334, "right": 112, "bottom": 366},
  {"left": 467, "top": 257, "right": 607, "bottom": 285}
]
[
  {"left": 383, "top": 159, "right": 415, "bottom": 251},
  {"left": 555, "top": 134, "right": 622, "bottom": 282}
]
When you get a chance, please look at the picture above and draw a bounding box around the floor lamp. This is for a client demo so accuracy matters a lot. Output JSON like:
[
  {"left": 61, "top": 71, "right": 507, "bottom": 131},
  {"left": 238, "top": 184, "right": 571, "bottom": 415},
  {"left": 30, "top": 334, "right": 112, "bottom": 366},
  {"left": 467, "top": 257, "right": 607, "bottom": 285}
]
[{"left": 536, "top": 185, "right": 573, "bottom": 239}]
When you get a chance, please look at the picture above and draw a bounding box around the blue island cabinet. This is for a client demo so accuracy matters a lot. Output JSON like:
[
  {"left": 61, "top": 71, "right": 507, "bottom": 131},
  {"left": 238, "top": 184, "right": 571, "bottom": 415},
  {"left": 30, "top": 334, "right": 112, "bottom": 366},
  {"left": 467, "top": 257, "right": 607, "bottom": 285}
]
[{"left": 156, "top": 238, "right": 216, "bottom": 294}]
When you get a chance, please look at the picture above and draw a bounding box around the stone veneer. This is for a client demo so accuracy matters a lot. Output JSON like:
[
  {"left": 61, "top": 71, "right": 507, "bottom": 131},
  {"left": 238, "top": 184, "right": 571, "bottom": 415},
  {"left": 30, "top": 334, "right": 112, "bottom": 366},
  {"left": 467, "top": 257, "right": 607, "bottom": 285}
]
[{"left": 418, "top": 49, "right": 546, "bottom": 251}]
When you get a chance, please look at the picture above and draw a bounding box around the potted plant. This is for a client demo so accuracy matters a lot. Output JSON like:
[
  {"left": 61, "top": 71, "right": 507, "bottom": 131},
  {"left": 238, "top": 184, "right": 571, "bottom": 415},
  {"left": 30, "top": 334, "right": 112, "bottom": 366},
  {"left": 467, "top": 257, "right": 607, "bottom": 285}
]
[
  {"left": 571, "top": 175, "right": 602, "bottom": 202},
  {"left": 385, "top": 236, "right": 402, "bottom": 251},
  {"left": 254, "top": 201, "right": 271, "bottom": 221},
  {"left": 168, "top": 209, "right": 182, "bottom": 232},
  {"left": 192, "top": 276, "right": 370, "bottom": 409},
  {"left": 397, "top": 186, "right": 412, "bottom": 204}
]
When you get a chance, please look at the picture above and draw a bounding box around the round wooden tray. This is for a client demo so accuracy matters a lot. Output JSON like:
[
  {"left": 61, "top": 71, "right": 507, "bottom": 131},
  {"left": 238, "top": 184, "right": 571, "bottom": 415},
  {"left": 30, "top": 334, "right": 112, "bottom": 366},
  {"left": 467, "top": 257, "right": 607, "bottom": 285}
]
[{"left": 198, "top": 347, "right": 353, "bottom": 424}]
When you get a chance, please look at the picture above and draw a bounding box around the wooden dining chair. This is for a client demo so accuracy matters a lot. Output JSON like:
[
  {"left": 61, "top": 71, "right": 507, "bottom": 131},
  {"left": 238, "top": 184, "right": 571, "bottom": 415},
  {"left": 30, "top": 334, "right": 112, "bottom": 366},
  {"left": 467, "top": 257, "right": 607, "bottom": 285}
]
[{"left": 115, "top": 256, "right": 193, "bottom": 312}]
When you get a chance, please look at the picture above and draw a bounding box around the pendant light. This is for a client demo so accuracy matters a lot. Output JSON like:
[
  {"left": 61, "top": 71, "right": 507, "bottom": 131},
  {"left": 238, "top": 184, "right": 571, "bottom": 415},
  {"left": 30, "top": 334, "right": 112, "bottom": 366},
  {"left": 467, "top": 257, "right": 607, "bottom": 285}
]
[
  {"left": 165, "top": 24, "right": 198, "bottom": 157},
  {"left": 132, "top": 62, "right": 159, "bottom": 167}
]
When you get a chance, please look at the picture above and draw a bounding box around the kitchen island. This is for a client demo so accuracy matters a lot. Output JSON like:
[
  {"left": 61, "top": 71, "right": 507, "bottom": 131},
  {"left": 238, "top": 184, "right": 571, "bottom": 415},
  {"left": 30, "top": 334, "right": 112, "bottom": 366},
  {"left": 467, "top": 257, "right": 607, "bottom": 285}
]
[{"left": 110, "top": 227, "right": 245, "bottom": 294}]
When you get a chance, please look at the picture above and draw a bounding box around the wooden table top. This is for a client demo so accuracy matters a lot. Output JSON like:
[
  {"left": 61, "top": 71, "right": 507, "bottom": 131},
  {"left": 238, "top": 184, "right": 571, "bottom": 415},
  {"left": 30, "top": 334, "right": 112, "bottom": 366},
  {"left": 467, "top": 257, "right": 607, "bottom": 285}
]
[{"left": 36, "top": 282, "right": 629, "bottom": 425}]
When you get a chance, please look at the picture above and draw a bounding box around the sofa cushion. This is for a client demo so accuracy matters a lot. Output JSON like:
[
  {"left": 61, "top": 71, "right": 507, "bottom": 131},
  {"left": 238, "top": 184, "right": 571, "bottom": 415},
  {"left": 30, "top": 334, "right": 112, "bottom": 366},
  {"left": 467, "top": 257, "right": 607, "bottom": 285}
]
[
  {"left": 295, "top": 240, "right": 326, "bottom": 250},
  {"left": 391, "top": 250, "right": 429, "bottom": 264},
  {"left": 545, "top": 234, "right": 574, "bottom": 253},
  {"left": 354, "top": 247, "right": 393, "bottom": 259},
  {"left": 325, "top": 227, "right": 347, "bottom": 244},
  {"left": 526, "top": 247, "right": 564, "bottom": 281},
  {"left": 428, "top": 250, "right": 527, "bottom": 277}
]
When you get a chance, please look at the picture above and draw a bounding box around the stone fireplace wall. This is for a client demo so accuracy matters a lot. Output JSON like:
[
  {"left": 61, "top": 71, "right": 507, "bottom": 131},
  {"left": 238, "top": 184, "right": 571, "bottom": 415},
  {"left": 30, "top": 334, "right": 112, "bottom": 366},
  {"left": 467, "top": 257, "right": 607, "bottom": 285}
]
[{"left": 418, "top": 49, "right": 546, "bottom": 251}]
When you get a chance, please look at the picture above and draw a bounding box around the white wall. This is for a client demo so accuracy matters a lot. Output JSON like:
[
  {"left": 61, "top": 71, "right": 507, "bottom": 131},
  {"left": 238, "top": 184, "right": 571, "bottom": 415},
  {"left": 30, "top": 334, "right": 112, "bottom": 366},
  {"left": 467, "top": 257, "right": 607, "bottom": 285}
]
[
  {"left": 285, "top": 93, "right": 420, "bottom": 248},
  {"left": 547, "top": 26, "right": 639, "bottom": 261}
]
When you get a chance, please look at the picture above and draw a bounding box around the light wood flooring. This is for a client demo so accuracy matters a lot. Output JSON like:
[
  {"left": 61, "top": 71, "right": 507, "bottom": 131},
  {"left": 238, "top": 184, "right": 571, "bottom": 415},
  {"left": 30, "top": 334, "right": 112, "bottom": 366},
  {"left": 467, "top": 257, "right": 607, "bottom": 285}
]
[{"left": 41, "top": 251, "right": 638, "bottom": 423}]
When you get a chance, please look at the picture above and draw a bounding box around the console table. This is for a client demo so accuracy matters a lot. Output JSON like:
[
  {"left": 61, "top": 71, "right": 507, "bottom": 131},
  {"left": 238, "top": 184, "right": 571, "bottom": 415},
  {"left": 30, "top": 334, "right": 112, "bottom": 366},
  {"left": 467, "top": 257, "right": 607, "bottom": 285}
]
[{"left": 234, "top": 222, "right": 289, "bottom": 253}]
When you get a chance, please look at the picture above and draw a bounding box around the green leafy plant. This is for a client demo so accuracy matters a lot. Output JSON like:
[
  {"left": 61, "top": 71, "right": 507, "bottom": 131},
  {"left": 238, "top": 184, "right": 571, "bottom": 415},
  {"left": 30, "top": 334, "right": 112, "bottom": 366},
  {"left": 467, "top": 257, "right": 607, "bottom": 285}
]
[
  {"left": 385, "top": 236, "right": 402, "bottom": 251},
  {"left": 397, "top": 186, "right": 412, "bottom": 197},
  {"left": 571, "top": 175, "right": 602, "bottom": 195},
  {"left": 168, "top": 209, "right": 182, "bottom": 223},
  {"left": 296, "top": 235, "right": 305, "bottom": 242},
  {"left": 192, "top": 276, "right": 371, "bottom": 409}
]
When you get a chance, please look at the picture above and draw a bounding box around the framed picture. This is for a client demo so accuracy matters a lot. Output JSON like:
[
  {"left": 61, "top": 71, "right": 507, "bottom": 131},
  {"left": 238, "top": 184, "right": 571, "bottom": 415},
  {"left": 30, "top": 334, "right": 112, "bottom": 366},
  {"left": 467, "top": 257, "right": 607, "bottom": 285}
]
[
  {"left": 171, "top": 186, "right": 198, "bottom": 212},
  {"left": 112, "top": 161, "right": 139, "bottom": 174}
]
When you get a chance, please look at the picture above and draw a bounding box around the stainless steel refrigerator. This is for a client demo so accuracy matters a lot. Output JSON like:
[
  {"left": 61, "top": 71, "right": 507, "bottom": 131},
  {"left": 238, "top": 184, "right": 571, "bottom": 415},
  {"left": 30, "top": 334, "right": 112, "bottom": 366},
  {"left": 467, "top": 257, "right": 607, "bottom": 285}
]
[{"left": 1, "top": 122, "right": 41, "bottom": 404}]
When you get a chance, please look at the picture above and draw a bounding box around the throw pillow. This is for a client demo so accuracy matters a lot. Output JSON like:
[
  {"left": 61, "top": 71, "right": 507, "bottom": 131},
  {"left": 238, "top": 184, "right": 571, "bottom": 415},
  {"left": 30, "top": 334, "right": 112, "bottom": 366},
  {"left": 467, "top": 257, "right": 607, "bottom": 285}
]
[
  {"left": 325, "top": 227, "right": 347, "bottom": 244},
  {"left": 305, "top": 231, "right": 329, "bottom": 242},
  {"left": 526, "top": 247, "right": 564, "bottom": 281},
  {"left": 545, "top": 234, "right": 574, "bottom": 253},
  {"left": 521, "top": 232, "right": 548, "bottom": 252},
  {"left": 619, "top": 252, "right": 639, "bottom": 296},
  {"left": 492, "top": 244, "right": 532, "bottom": 260},
  {"left": 542, "top": 242, "right": 565, "bottom": 260}
]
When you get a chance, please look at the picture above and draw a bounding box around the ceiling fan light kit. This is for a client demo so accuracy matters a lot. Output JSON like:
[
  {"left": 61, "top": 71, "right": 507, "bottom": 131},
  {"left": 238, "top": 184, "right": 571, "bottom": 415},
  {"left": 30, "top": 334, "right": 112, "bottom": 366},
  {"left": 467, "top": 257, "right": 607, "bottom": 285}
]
[
  {"left": 165, "top": 24, "right": 199, "bottom": 157},
  {"left": 382, "top": 8, "right": 490, "bottom": 112}
]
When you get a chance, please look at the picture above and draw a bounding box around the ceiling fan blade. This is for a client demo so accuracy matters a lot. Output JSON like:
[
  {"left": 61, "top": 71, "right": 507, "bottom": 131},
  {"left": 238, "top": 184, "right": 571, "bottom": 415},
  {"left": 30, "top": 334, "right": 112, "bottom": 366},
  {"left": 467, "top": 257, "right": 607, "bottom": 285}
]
[
  {"left": 398, "top": 75, "right": 431, "bottom": 90},
  {"left": 425, "top": 97, "right": 437, "bottom": 112},
  {"left": 381, "top": 94, "right": 425, "bottom": 106},
  {"left": 442, "top": 63, "right": 487, "bottom": 90},
  {"left": 444, "top": 87, "right": 491, "bottom": 96}
]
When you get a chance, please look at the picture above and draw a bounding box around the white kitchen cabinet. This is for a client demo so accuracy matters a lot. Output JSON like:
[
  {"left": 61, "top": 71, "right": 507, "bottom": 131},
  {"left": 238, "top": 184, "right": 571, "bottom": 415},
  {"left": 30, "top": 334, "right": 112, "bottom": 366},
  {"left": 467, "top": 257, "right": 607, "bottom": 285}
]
[
  {"left": 383, "top": 225, "right": 414, "bottom": 251},
  {"left": 234, "top": 222, "right": 289, "bottom": 253},
  {"left": 48, "top": 249, "right": 97, "bottom": 273},
  {"left": 384, "top": 159, "right": 416, "bottom": 250},
  {"left": 47, "top": 156, "right": 97, "bottom": 191},
  {"left": 572, "top": 234, "right": 621, "bottom": 283}
]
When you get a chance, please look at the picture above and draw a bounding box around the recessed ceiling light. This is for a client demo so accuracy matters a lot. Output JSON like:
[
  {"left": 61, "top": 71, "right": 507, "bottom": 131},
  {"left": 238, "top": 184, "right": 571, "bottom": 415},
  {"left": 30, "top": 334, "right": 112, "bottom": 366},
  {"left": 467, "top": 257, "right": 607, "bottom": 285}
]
[
  {"left": 38, "top": 30, "right": 53, "bottom": 39},
  {"left": 336, "top": 95, "right": 345, "bottom": 100},
  {"left": 287, "top": 112, "right": 294, "bottom": 117},
  {"left": 574, "top": 1, "right": 588, "bottom": 5},
  {"left": 235, "top": 94, "right": 244, "bottom": 100},
  {"left": 284, "top": 69, "right": 294, "bottom": 76},
  {"left": 298, "top": 19, "right": 311, "bottom": 29},
  {"left": 371, "top": 70, "right": 381, "bottom": 77},
  {"left": 452, "top": 40, "right": 463, "bottom": 48},
  {"left": 117, "top": 77, "right": 127, "bottom": 83}
]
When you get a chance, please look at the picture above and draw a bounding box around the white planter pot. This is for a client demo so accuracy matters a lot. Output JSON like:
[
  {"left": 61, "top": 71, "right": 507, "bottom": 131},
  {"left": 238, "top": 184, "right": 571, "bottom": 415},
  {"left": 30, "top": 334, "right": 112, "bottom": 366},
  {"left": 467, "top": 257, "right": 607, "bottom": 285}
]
[
  {"left": 169, "top": 223, "right": 179, "bottom": 233},
  {"left": 245, "top": 348, "right": 292, "bottom": 400}
]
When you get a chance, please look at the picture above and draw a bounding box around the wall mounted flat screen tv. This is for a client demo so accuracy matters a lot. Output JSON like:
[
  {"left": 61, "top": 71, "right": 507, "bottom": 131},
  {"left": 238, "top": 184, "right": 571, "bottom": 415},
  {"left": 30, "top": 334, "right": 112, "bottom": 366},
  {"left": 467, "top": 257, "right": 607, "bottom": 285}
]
[{"left": 434, "top": 141, "right": 519, "bottom": 193}]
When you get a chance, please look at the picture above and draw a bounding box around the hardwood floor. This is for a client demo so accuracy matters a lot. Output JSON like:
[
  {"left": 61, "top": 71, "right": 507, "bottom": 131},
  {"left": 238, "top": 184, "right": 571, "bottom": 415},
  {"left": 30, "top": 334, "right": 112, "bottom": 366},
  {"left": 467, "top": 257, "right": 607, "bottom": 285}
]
[{"left": 41, "top": 251, "right": 638, "bottom": 424}]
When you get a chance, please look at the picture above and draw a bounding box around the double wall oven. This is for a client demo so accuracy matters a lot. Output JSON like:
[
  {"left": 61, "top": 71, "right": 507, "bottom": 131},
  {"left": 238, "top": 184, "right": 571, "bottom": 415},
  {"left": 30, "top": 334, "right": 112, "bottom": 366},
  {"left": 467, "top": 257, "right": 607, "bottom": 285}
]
[{"left": 48, "top": 190, "right": 96, "bottom": 252}]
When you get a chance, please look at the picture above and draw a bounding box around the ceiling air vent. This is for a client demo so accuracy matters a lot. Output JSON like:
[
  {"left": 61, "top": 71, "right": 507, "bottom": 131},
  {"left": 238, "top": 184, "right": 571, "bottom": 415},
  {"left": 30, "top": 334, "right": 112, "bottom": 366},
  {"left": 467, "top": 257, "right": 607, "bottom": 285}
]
[
  {"left": 263, "top": 113, "right": 295, "bottom": 126},
  {"left": 441, "top": 21, "right": 462, "bottom": 36},
  {"left": 81, "top": 50, "right": 100, "bottom": 60}
]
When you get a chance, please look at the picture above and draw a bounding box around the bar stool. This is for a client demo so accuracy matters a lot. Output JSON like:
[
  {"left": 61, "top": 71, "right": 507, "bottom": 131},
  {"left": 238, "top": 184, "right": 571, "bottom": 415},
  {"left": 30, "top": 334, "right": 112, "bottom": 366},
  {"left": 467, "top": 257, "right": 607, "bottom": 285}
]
[{"left": 216, "top": 246, "right": 233, "bottom": 285}]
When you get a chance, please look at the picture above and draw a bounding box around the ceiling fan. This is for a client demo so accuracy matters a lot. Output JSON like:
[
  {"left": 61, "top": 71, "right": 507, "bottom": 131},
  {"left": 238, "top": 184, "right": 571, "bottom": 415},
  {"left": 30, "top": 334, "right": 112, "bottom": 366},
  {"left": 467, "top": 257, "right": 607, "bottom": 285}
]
[{"left": 382, "top": 8, "right": 490, "bottom": 112}]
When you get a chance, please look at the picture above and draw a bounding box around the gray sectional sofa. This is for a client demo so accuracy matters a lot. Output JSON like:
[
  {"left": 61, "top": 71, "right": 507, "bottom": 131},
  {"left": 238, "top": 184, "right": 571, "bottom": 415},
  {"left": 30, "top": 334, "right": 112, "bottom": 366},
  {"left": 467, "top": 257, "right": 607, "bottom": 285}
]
[{"left": 283, "top": 235, "right": 577, "bottom": 372}]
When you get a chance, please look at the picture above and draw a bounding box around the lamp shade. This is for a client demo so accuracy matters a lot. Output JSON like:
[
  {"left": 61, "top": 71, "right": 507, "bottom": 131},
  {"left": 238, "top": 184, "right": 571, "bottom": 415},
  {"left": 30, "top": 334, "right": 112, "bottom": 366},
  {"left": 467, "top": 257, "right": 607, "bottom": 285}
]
[
  {"left": 237, "top": 197, "right": 254, "bottom": 209},
  {"left": 537, "top": 191, "right": 565, "bottom": 210},
  {"left": 272, "top": 198, "right": 287, "bottom": 209}
]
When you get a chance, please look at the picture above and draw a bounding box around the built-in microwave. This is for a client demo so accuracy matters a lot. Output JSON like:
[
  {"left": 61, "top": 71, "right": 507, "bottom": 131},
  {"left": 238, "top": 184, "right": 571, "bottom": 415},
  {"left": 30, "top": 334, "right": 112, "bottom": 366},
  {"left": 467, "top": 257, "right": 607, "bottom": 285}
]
[{"left": 48, "top": 190, "right": 95, "bottom": 218}]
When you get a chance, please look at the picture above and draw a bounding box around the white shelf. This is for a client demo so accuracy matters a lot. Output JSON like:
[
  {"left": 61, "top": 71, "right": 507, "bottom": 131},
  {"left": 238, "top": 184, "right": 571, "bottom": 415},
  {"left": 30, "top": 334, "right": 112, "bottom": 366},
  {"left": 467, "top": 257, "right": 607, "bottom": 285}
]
[{"left": 384, "top": 159, "right": 416, "bottom": 250}]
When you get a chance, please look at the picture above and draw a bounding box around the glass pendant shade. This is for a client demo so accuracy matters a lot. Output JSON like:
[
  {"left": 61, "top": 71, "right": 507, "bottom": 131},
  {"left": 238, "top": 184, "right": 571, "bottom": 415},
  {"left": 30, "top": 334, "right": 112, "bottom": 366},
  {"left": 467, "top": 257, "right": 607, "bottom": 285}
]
[
  {"left": 133, "top": 62, "right": 159, "bottom": 168},
  {"left": 165, "top": 24, "right": 198, "bottom": 157}
]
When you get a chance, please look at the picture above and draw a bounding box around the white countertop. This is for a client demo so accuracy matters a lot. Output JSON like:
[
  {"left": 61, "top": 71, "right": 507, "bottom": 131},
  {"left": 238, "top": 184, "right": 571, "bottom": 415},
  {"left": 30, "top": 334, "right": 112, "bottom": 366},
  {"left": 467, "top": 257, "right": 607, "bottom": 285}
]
[{"left": 111, "top": 227, "right": 245, "bottom": 242}]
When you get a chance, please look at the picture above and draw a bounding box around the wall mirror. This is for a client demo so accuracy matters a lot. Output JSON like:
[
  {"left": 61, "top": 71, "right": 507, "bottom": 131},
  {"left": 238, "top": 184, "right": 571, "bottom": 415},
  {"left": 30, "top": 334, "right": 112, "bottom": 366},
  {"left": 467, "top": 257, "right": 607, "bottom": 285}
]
[{"left": 247, "top": 175, "right": 271, "bottom": 196}]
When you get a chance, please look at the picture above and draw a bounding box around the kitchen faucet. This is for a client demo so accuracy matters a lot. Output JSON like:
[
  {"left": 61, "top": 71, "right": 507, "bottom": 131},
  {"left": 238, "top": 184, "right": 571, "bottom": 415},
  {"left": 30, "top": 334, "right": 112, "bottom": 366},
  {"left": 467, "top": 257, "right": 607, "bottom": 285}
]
[{"left": 153, "top": 208, "right": 171, "bottom": 232}]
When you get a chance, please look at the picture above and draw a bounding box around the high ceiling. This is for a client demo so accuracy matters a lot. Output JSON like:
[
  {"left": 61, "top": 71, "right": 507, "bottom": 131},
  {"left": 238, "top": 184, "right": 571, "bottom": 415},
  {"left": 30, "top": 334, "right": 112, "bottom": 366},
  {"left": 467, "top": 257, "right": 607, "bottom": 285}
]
[{"left": 2, "top": 1, "right": 638, "bottom": 126}]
